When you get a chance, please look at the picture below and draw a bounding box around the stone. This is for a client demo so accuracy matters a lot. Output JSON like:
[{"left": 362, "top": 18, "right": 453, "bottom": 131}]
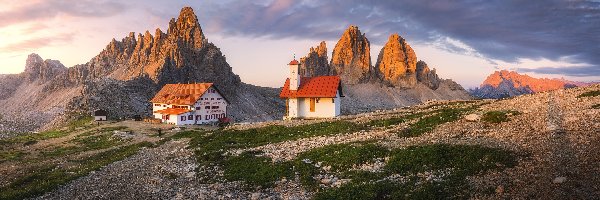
[
  {"left": 465, "top": 114, "right": 481, "bottom": 122},
  {"left": 250, "top": 192, "right": 261, "bottom": 200},
  {"left": 553, "top": 176, "right": 567, "bottom": 184}
]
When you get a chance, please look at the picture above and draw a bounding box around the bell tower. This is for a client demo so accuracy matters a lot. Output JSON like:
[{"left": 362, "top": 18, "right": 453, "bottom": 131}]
[{"left": 288, "top": 56, "right": 300, "bottom": 90}]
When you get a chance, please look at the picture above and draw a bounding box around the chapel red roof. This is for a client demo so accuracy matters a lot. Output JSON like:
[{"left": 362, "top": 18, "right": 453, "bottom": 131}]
[
  {"left": 154, "top": 108, "right": 192, "bottom": 115},
  {"left": 279, "top": 76, "right": 343, "bottom": 98},
  {"left": 288, "top": 59, "right": 300, "bottom": 65},
  {"left": 150, "top": 83, "right": 213, "bottom": 105}
]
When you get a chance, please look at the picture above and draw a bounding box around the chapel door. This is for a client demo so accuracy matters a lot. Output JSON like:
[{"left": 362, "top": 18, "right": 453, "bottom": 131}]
[{"left": 310, "top": 98, "right": 315, "bottom": 112}]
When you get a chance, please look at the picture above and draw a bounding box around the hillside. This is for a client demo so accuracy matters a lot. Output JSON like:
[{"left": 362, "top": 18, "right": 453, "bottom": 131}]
[
  {"left": 0, "top": 7, "right": 284, "bottom": 133},
  {"left": 470, "top": 70, "right": 592, "bottom": 99},
  {"left": 1, "top": 84, "right": 598, "bottom": 199}
]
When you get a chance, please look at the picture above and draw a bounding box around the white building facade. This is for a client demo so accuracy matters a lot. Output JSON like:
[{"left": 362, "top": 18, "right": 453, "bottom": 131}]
[
  {"left": 151, "top": 83, "right": 229, "bottom": 125},
  {"left": 280, "top": 59, "right": 343, "bottom": 119}
]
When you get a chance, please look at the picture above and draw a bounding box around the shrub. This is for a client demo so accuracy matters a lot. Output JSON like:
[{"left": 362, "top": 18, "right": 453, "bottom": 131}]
[
  {"left": 577, "top": 90, "right": 600, "bottom": 98},
  {"left": 481, "top": 110, "right": 521, "bottom": 123}
]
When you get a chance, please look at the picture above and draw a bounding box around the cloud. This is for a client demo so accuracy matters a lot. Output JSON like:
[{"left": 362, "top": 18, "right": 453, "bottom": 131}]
[
  {"left": 0, "top": 33, "right": 74, "bottom": 52},
  {"left": 189, "top": 0, "right": 600, "bottom": 76},
  {"left": 0, "top": 0, "right": 127, "bottom": 27}
]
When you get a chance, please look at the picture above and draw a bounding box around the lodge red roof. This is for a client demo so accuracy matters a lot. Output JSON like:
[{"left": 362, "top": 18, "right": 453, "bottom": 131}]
[
  {"left": 154, "top": 108, "right": 191, "bottom": 115},
  {"left": 150, "top": 83, "right": 213, "bottom": 105},
  {"left": 279, "top": 76, "right": 342, "bottom": 98},
  {"left": 288, "top": 59, "right": 300, "bottom": 65}
]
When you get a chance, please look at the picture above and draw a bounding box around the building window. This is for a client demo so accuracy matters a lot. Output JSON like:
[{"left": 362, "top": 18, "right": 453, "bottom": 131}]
[
  {"left": 196, "top": 115, "right": 201, "bottom": 120},
  {"left": 188, "top": 115, "right": 193, "bottom": 120},
  {"left": 212, "top": 106, "right": 219, "bottom": 109},
  {"left": 165, "top": 115, "right": 170, "bottom": 120},
  {"left": 316, "top": 98, "right": 320, "bottom": 103},
  {"left": 205, "top": 106, "right": 211, "bottom": 109},
  {"left": 211, "top": 98, "right": 214, "bottom": 100},
  {"left": 154, "top": 104, "right": 160, "bottom": 106},
  {"left": 332, "top": 98, "right": 335, "bottom": 103},
  {"left": 217, "top": 98, "right": 222, "bottom": 100},
  {"left": 205, "top": 115, "right": 209, "bottom": 120},
  {"left": 181, "top": 116, "right": 186, "bottom": 121},
  {"left": 196, "top": 107, "right": 200, "bottom": 110},
  {"left": 163, "top": 105, "right": 166, "bottom": 107}
]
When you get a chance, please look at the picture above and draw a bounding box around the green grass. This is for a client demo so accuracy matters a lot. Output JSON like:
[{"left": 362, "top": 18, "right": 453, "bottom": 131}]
[
  {"left": 0, "top": 150, "right": 26, "bottom": 163},
  {"left": 296, "top": 143, "right": 389, "bottom": 172},
  {"left": 365, "top": 112, "right": 427, "bottom": 128},
  {"left": 174, "top": 121, "right": 365, "bottom": 187},
  {"left": 577, "top": 90, "right": 600, "bottom": 98},
  {"left": 190, "top": 121, "right": 363, "bottom": 164},
  {"left": 481, "top": 110, "right": 521, "bottom": 123},
  {"left": 0, "top": 142, "right": 153, "bottom": 200},
  {"left": 222, "top": 151, "right": 293, "bottom": 188},
  {"left": 42, "top": 133, "right": 126, "bottom": 157},
  {"left": 399, "top": 107, "right": 473, "bottom": 137},
  {"left": 385, "top": 144, "right": 516, "bottom": 175},
  {"left": 0, "top": 131, "right": 70, "bottom": 146},
  {"left": 68, "top": 115, "right": 94, "bottom": 131},
  {"left": 315, "top": 144, "right": 517, "bottom": 199}
]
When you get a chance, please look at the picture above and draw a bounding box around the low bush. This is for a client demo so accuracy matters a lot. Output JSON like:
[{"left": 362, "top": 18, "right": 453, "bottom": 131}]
[{"left": 577, "top": 90, "right": 600, "bottom": 98}]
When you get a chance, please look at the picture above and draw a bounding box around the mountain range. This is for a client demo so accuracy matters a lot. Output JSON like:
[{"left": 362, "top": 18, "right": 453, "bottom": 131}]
[
  {"left": 0, "top": 7, "right": 471, "bottom": 133},
  {"left": 470, "top": 70, "right": 593, "bottom": 99}
]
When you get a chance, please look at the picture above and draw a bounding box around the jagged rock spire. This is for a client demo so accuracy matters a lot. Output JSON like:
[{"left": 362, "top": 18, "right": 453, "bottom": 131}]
[
  {"left": 330, "top": 25, "right": 372, "bottom": 84},
  {"left": 300, "top": 41, "right": 330, "bottom": 77}
]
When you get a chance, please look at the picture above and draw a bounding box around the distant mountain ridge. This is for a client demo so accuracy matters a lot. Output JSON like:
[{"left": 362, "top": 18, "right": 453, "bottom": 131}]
[{"left": 470, "top": 70, "right": 592, "bottom": 99}]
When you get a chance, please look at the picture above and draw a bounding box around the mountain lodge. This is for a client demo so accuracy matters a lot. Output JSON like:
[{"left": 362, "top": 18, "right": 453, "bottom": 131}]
[
  {"left": 279, "top": 59, "right": 343, "bottom": 119},
  {"left": 150, "top": 83, "right": 229, "bottom": 125}
]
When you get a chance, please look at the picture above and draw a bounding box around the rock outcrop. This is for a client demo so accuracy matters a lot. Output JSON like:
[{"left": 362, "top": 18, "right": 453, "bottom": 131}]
[
  {"left": 415, "top": 61, "right": 441, "bottom": 90},
  {"left": 470, "top": 70, "right": 583, "bottom": 99},
  {"left": 330, "top": 25, "right": 372, "bottom": 84},
  {"left": 299, "top": 41, "right": 330, "bottom": 77},
  {"left": 374, "top": 34, "right": 418, "bottom": 87},
  {"left": 24, "top": 54, "right": 67, "bottom": 83}
]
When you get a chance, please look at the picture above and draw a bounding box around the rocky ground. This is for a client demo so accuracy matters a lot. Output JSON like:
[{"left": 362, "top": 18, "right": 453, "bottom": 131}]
[{"left": 1, "top": 84, "right": 598, "bottom": 199}]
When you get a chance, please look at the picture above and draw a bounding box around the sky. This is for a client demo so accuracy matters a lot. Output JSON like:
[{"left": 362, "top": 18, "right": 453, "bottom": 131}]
[{"left": 0, "top": 0, "right": 599, "bottom": 89}]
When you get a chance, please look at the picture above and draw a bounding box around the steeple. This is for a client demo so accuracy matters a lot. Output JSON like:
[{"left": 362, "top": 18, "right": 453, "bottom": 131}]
[{"left": 288, "top": 55, "right": 300, "bottom": 90}]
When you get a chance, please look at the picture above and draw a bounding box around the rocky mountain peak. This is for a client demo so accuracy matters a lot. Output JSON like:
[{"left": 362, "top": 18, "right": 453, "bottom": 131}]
[
  {"left": 300, "top": 41, "right": 330, "bottom": 77},
  {"left": 375, "top": 33, "right": 418, "bottom": 87},
  {"left": 330, "top": 25, "right": 372, "bottom": 84},
  {"left": 472, "top": 70, "right": 580, "bottom": 98},
  {"left": 415, "top": 61, "right": 440, "bottom": 90},
  {"left": 24, "top": 53, "right": 67, "bottom": 82},
  {"left": 25, "top": 53, "right": 44, "bottom": 66},
  {"left": 168, "top": 6, "right": 205, "bottom": 50}
]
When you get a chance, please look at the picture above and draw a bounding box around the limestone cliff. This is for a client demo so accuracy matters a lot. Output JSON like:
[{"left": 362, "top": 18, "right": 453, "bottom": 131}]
[
  {"left": 24, "top": 54, "right": 67, "bottom": 83},
  {"left": 415, "top": 61, "right": 441, "bottom": 90},
  {"left": 330, "top": 25, "right": 372, "bottom": 84},
  {"left": 299, "top": 41, "right": 330, "bottom": 77},
  {"left": 374, "top": 34, "right": 418, "bottom": 87}
]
